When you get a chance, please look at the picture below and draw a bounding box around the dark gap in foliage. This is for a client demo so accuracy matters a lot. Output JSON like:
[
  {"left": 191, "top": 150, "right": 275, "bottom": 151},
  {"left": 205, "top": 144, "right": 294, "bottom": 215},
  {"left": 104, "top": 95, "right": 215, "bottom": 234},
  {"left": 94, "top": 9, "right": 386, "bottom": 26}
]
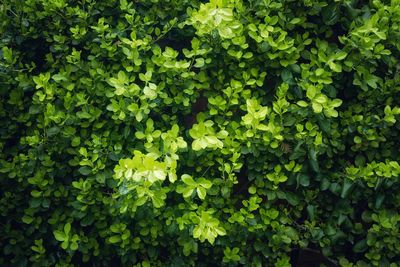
[
  {"left": 292, "top": 248, "right": 338, "bottom": 267},
  {"left": 16, "top": 37, "right": 51, "bottom": 73}
]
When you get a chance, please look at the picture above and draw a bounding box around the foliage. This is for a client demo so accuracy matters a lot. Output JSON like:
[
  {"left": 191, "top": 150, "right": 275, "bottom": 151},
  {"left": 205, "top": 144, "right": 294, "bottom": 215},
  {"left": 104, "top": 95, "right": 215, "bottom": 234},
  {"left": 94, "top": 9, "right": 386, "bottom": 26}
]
[{"left": 1, "top": 0, "right": 400, "bottom": 266}]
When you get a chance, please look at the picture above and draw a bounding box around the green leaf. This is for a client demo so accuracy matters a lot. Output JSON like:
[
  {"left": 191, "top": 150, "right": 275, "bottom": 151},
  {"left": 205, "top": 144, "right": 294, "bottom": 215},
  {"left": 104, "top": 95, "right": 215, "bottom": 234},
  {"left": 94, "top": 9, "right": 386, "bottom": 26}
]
[
  {"left": 61, "top": 241, "right": 69, "bottom": 250},
  {"left": 198, "top": 178, "right": 212, "bottom": 189},
  {"left": 78, "top": 166, "right": 92, "bottom": 176},
  {"left": 309, "top": 148, "right": 320, "bottom": 172},
  {"left": 341, "top": 179, "right": 353, "bottom": 198},
  {"left": 353, "top": 239, "right": 367, "bottom": 253},
  {"left": 197, "top": 187, "right": 207, "bottom": 200},
  {"left": 297, "top": 174, "right": 310, "bottom": 187},
  {"left": 54, "top": 230, "right": 66, "bottom": 241},
  {"left": 307, "top": 205, "right": 315, "bottom": 221},
  {"left": 312, "top": 102, "right": 323, "bottom": 113},
  {"left": 183, "top": 188, "right": 194, "bottom": 198},
  {"left": 109, "top": 235, "right": 121, "bottom": 244},
  {"left": 315, "top": 68, "right": 324, "bottom": 76},
  {"left": 151, "top": 194, "right": 164, "bottom": 208},
  {"left": 64, "top": 223, "right": 71, "bottom": 235},
  {"left": 22, "top": 215, "right": 34, "bottom": 224},
  {"left": 70, "top": 242, "right": 79, "bottom": 251},
  {"left": 322, "top": 4, "right": 340, "bottom": 25},
  {"left": 285, "top": 193, "right": 300, "bottom": 205},
  {"left": 306, "top": 86, "right": 317, "bottom": 99},
  {"left": 182, "top": 174, "right": 197, "bottom": 186},
  {"left": 297, "top": 100, "right": 308, "bottom": 107}
]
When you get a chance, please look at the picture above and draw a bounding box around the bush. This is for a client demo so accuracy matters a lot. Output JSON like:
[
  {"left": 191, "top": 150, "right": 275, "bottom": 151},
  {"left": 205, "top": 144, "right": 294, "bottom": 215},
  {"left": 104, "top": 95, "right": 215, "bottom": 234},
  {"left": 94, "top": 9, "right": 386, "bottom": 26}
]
[{"left": 1, "top": 0, "right": 400, "bottom": 266}]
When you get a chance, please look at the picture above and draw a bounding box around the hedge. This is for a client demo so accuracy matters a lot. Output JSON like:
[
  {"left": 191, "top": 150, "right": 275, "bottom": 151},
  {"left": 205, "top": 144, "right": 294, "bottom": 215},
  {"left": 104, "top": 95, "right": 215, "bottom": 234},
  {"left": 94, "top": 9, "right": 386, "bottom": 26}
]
[{"left": 1, "top": 0, "right": 400, "bottom": 266}]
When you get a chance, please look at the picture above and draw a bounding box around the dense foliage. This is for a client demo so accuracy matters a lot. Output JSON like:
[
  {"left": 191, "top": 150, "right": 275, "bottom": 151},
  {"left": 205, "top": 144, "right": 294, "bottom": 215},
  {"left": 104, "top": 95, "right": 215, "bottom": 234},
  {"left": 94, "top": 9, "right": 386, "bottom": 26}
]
[{"left": 1, "top": 0, "right": 400, "bottom": 266}]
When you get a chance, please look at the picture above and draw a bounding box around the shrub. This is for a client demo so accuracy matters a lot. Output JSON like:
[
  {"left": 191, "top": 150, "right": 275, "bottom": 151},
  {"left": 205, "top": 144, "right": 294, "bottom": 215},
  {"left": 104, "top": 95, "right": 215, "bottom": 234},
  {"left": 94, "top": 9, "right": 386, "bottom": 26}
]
[{"left": 1, "top": 0, "right": 400, "bottom": 266}]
